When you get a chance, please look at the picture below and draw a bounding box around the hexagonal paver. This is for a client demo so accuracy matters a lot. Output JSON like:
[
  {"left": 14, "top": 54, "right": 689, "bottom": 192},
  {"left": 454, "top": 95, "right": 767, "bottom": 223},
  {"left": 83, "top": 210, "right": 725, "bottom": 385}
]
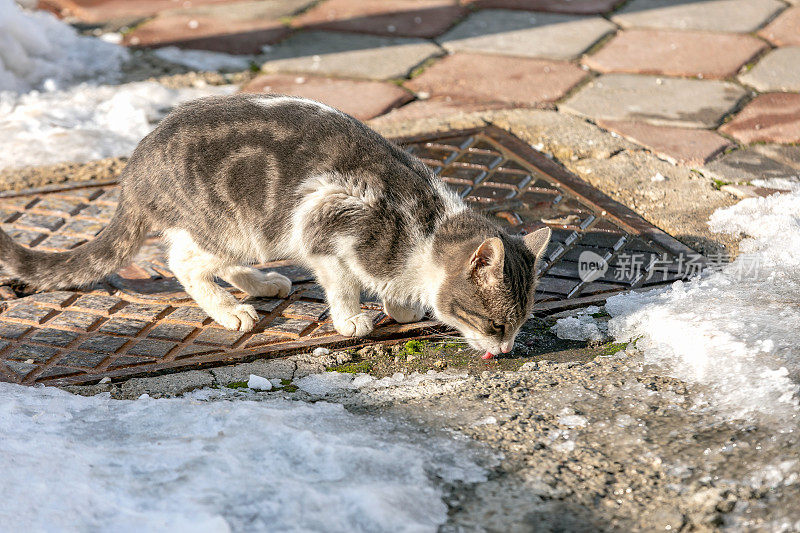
[
  {"left": 705, "top": 149, "right": 800, "bottom": 183},
  {"left": 719, "top": 93, "right": 800, "bottom": 144},
  {"left": 123, "top": 1, "right": 313, "bottom": 54},
  {"left": 438, "top": 9, "right": 616, "bottom": 60},
  {"left": 291, "top": 0, "right": 467, "bottom": 38},
  {"left": 405, "top": 52, "right": 588, "bottom": 106},
  {"left": 260, "top": 31, "right": 442, "bottom": 80},
  {"left": 561, "top": 74, "right": 747, "bottom": 128},
  {"left": 240, "top": 74, "right": 413, "bottom": 120},
  {"left": 42, "top": 0, "right": 243, "bottom": 23},
  {"left": 597, "top": 120, "right": 732, "bottom": 165},
  {"left": 612, "top": 0, "right": 786, "bottom": 33},
  {"left": 759, "top": 7, "right": 800, "bottom": 46},
  {"left": 462, "top": 0, "right": 621, "bottom": 14},
  {"left": 583, "top": 29, "right": 766, "bottom": 79},
  {"left": 739, "top": 48, "right": 800, "bottom": 92}
]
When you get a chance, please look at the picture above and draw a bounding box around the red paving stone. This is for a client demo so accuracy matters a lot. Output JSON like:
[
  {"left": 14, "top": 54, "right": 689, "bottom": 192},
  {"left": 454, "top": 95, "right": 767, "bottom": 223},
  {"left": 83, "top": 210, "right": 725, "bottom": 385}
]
[
  {"left": 40, "top": 0, "right": 240, "bottom": 23},
  {"left": 291, "top": 0, "right": 467, "bottom": 38},
  {"left": 241, "top": 74, "right": 413, "bottom": 120},
  {"left": 405, "top": 53, "right": 588, "bottom": 107},
  {"left": 462, "top": 0, "right": 621, "bottom": 14},
  {"left": 598, "top": 120, "right": 732, "bottom": 165},
  {"left": 719, "top": 93, "right": 800, "bottom": 144},
  {"left": 123, "top": 11, "right": 290, "bottom": 53},
  {"left": 583, "top": 29, "right": 766, "bottom": 79},
  {"left": 758, "top": 7, "right": 800, "bottom": 47}
]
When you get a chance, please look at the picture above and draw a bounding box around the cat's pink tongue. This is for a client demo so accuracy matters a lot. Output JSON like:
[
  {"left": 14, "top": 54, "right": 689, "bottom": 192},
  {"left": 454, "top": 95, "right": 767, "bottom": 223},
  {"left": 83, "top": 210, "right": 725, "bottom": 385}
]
[{"left": 482, "top": 351, "right": 494, "bottom": 360}]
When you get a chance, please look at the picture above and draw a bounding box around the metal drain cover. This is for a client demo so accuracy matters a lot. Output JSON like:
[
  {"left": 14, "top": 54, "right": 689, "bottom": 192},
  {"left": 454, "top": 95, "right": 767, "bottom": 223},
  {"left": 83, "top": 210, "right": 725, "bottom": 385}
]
[{"left": 0, "top": 127, "right": 701, "bottom": 386}]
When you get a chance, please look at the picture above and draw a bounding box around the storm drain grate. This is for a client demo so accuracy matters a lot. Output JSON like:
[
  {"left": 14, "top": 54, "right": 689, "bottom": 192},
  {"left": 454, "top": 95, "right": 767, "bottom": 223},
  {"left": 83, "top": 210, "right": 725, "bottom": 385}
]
[{"left": 0, "top": 127, "right": 701, "bottom": 386}]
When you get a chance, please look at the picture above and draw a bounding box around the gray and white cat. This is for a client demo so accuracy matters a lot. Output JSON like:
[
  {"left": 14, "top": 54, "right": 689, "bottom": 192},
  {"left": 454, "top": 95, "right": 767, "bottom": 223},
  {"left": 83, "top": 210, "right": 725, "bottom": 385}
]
[{"left": 0, "top": 95, "right": 550, "bottom": 357}]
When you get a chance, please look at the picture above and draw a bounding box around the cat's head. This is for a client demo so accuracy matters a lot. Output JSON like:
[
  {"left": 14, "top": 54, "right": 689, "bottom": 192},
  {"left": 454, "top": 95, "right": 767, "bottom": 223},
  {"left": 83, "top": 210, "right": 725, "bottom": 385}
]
[{"left": 433, "top": 226, "right": 551, "bottom": 357}]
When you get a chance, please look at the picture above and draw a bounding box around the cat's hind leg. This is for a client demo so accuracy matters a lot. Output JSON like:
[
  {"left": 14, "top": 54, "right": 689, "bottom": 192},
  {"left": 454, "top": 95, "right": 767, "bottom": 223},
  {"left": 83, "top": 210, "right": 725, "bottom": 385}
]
[
  {"left": 166, "top": 230, "right": 259, "bottom": 332},
  {"left": 310, "top": 258, "right": 374, "bottom": 337},
  {"left": 383, "top": 300, "right": 425, "bottom": 324},
  {"left": 218, "top": 266, "right": 291, "bottom": 298}
]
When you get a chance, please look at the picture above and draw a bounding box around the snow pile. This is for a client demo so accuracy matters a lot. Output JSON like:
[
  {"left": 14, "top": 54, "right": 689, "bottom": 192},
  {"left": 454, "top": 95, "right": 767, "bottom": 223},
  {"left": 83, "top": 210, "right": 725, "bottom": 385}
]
[
  {"left": 0, "top": 382, "right": 487, "bottom": 532},
  {"left": 605, "top": 190, "right": 800, "bottom": 423},
  {"left": 0, "top": 82, "right": 235, "bottom": 170},
  {"left": 0, "top": 0, "right": 128, "bottom": 93}
]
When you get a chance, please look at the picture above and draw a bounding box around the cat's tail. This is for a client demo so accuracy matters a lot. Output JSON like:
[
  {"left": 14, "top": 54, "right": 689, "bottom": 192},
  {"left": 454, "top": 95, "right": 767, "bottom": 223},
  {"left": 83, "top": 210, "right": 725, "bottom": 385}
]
[{"left": 0, "top": 203, "right": 150, "bottom": 290}]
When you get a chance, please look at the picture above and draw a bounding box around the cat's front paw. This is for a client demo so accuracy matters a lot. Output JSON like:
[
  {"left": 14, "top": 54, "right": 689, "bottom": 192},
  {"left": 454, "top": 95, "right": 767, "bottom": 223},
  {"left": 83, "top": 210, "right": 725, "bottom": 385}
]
[
  {"left": 333, "top": 312, "right": 374, "bottom": 337},
  {"left": 383, "top": 301, "right": 425, "bottom": 324},
  {"left": 210, "top": 303, "right": 259, "bottom": 331}
]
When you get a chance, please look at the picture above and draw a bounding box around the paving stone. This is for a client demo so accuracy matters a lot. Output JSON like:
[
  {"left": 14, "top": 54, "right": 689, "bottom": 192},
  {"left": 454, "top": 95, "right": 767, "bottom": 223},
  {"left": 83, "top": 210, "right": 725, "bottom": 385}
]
[
  {"left": 704, "top": 149, "right": 800, "bottom": 183},
  {"left": 241, "top": 74, "right": 413, "bottom": 120},
  {"left": 719, "top": 93, "right": 800, "bottom": 144},
  {"left": 0, "top": 323, "right": 30, "bottom": 339},
  {"left": 98, "top": 317, "right": 149, "bottom": 336},
  {"left": 739, "top": 47, "right": 800, "bottom": 92},
  {"left": 406, "top": 53, "right": 588, "bottom": 106},
  {"left": 598, "top": 120, "right": 733, "bottom": 165},
  {"left": 369, "top": 97, "right": 507, "bottom": 126},
  {"left": 438, "top": 9, "right": 615, "bottom": 60},
  {"left": 583, "top": 29, "right": 766, "bottom": 79},
  {"left": 43, "top": 0, "right": 245, "bottom": 23},
  {"left": 720, "top": 184, "right": 789, "bottom": 199},
  {"left": 560, "top": 74, "right": 747, "bottom": 128},
  {"left": 147, "top": 322, "right": 196, "bottom": 342},
  {"left": 259, "top": 31, "right": 442, "bottom": 80},
  {"left": 115, "top": 303, "right": 170, "bottom": 320},
  {"left": 612, "top": 0, "right": 785, "bottom": 33},
  {"left": 8, "top": 344, "right": 58, "bottom": 364},
  {"left": 291, "top": 0, "right": 467, "bottom": 38},
  {"left": 27, "top": 292, "right": 75, "bottom": 307},
  {"left": 3, "top": 360, "right": 37, "bottom": 380},
  {"left": 282, "top": 300, "right": 329, "bottom": 321},
  {"left": 71, "top": 294, "right": 123, "bottom": 314},
  {"left": 463, "top": 0, "right": 621, "bottom": 14},
  {"left": 753, "top": 145, "right": 800, "bottom": 170},
  {"left": 759, "top": 7, "right": 800, "bottom": 46},
  {"left": 124, "top": 0, "right": 313, "bottom": 54},
  {"left": 193, "top": 328, "right": 245, "bottom": 347},
  {"left": 263, "top": 317, "right": 314, "bottom": 337},
  {"left": 164, "top": 305, "right": 209, "bottom": 326}
]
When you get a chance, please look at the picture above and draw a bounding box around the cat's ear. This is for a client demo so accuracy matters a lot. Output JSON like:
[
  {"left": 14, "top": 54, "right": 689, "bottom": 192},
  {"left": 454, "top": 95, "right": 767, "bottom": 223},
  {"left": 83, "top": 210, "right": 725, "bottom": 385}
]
[
  {"left": 523, "top": 227, "right": 551, "bottom": 264},
  {"left": 469, "top": 237, "right": 504, "bottom": 283}
]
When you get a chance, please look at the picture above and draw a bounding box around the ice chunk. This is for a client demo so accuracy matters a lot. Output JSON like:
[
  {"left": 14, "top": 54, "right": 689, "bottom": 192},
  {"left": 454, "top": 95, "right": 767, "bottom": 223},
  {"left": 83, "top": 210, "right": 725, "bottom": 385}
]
[
  {"left": 554, "top": 315, "right": 605, "bottom": 342},
  {"left": 247, "top": 374, "right": 272, "bottom": 391},
  {"left": 152, "top": 46, "right": 253, "bottom": 72},
  {"left": 312, "top": 347, "right": 330, "bottom": 357}
]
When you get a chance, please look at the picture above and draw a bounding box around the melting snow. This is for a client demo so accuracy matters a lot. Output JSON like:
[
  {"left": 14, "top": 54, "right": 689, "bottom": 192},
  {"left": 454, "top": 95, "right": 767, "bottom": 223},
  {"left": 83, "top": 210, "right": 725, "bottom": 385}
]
[
  {"left": 604, "top": 190, "right": 800, "bottom": 424},
  {"left": 0, "top": 382, "right": 487, "bottom": 532},
  {"left": 0, "top": 0, "right": 127, "bottom": 92}
]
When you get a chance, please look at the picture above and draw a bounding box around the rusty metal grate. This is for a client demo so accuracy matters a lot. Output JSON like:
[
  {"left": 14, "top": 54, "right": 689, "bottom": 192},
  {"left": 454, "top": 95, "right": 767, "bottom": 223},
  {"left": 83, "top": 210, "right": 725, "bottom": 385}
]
[{"left": 0, "top": 127, "right": 700, "bottom": 386}]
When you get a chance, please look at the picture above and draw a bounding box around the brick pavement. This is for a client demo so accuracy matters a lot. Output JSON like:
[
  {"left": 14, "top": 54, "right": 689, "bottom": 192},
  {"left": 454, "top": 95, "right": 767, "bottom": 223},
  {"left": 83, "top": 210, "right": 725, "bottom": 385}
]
[{"left": 35, "top": 0, "right": 800, "bottom": 191}]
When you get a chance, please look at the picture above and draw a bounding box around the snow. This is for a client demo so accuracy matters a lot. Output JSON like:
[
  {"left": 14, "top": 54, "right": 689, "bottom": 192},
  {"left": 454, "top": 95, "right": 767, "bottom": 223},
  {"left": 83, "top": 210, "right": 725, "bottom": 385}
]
[
  {"left": 247, "top": 374, "right": 272, "bottom": 390},
  {"left": 604, "top": 190, "right": 800, "bottom": 424},
  {"left": 313, "top": 347, "right": 331, "bottom": 357},
  {"left": 0, "top": 382, "right": 487, "bottom": 532},
  {"left": 152, "top": 47, "right": 253, "bottom": 72},
  {"left": 0, "top": 82, "right": 235, "bottom": 170},
  {"left": 0, "top": 0, "right": 127, "bottom": 93}
]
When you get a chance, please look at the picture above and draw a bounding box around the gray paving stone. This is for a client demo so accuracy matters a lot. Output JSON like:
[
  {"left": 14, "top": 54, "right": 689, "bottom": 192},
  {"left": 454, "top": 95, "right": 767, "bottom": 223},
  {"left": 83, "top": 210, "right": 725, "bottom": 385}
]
[
  {"left": 739, "top": 47, "right": 800, "bottom": 92},
  {"left": 438, "top": 9, "right": 615, "bottom": 60},
  {"left": 260, "top": 31, "right": 442, "bottom": 80},
  {"left": 612, "top": 0, "right": 785, "bottom": 33},
  {"left": 704, "top": 149, "right": 800, "bottom": 183},
  {"left": 560, "top": 74, "right": 747, "bottom": 128},
  {"left": 753, "top": 145, "right": 800, "bottom": 170}
]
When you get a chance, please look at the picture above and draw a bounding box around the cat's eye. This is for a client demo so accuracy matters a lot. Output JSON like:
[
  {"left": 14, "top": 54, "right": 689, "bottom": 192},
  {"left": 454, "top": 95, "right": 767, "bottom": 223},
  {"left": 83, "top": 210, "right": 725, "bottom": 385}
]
[{"left": 489, "top": 320, "right": 505, "bottom": 336}]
